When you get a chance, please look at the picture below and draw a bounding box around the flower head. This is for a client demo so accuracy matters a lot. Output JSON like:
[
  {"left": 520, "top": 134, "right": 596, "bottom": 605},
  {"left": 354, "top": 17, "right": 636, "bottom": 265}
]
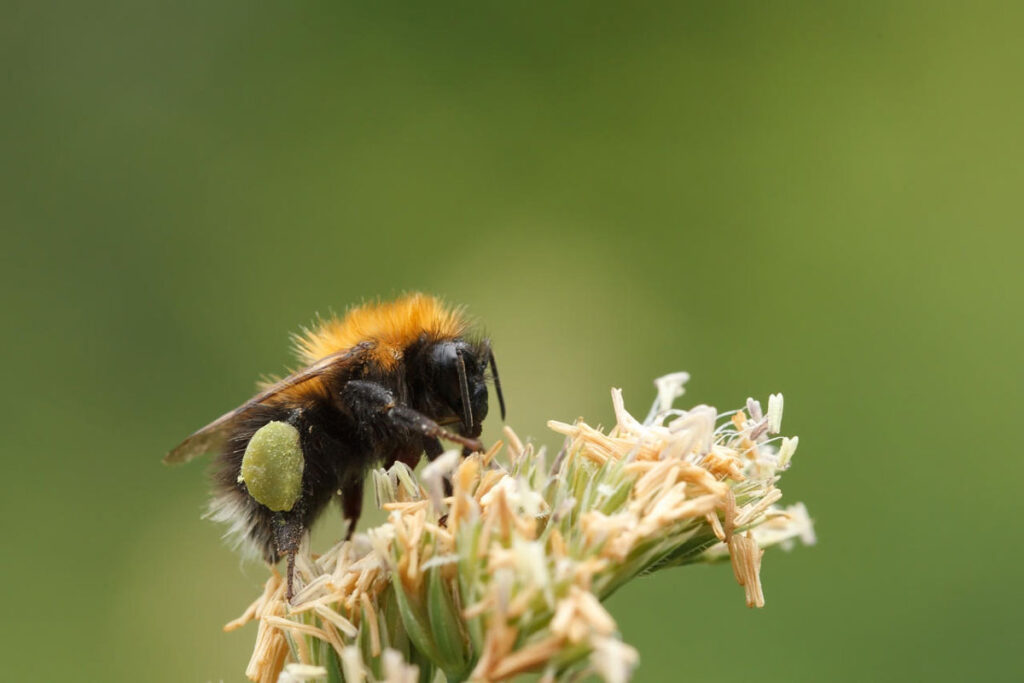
[{"left": 227, "top": 373, "right": 814, "bottom": 682}]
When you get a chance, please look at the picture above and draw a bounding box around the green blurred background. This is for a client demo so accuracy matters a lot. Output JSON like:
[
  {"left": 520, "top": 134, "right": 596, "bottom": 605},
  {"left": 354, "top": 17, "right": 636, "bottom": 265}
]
[{"left": 3, "top": 2, "right": 1022, "bottom": 681}]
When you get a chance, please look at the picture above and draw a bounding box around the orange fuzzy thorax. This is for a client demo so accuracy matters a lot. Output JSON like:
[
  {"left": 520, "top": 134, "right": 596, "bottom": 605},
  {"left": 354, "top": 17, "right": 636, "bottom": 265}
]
[{"left": 293, "top": 293, "right": 468, "bottom": 370}]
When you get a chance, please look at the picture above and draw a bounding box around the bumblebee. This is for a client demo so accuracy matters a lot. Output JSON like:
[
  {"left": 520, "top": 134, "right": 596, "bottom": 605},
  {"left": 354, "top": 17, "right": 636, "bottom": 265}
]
[{"left": 165, "top": 293, "right": 504, "bottom": 598}]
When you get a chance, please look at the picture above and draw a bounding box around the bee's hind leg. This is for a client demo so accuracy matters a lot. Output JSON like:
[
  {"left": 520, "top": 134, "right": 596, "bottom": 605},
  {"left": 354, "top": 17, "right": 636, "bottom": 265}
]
[{"left": 272, "top": 512, "right": 304, "bottom": 602}]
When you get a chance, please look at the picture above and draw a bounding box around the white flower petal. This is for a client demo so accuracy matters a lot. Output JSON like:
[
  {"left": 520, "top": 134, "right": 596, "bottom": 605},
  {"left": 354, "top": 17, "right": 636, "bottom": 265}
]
[
  {"left": 591, "top": 636, "right": 638, "bottom": 683},
  {"left": 778, "top": 435, "right": 799, "bottom": 469},
  {"left": 767, "top": 393, "right": 784, "bottom": 434}
]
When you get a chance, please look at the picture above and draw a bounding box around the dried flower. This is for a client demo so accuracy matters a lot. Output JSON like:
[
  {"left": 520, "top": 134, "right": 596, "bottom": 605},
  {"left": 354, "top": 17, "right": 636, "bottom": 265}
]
[{"left": 226, "top": 373, "right": 814, "bottom": 682}]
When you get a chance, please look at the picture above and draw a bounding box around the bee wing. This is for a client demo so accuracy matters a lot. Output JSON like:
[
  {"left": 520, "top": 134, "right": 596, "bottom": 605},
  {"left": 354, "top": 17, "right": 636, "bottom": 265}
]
[{"left": 163, "top": 345, "right": 369, "bottom": 464}]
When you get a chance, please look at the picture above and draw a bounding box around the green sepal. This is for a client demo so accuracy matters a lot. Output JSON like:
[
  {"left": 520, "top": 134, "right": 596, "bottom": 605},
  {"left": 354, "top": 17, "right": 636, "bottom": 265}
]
[
  {"left": 326, "top": 646, "right": 344, "bottom": 683},
  {"left": 391, "top": 573, "right": 442, "bottom": 666},
  {"left": 427, "top": 566, "right": 470, "bottom": 679}
]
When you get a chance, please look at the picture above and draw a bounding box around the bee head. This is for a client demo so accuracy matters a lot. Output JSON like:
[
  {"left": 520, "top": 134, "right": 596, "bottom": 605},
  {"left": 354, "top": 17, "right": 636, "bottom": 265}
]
[{"left": 417, "top": 339, "right": 498, "bottom": 438}]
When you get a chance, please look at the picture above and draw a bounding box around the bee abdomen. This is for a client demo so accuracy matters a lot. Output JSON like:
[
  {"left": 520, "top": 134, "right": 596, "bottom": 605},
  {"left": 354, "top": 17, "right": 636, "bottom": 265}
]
[{"left": 206, "top": 398, "right": 365, "bottom": 564}]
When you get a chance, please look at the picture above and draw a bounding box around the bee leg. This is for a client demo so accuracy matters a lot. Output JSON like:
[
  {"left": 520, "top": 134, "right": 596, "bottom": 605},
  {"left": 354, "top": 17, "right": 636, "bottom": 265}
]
[
  {"left": 423, "top": 436, "right": 444, "bottom": 460},
  {"left": 388, "top": 404, "right": 484, "bottom": 453},
  {"left": 272, "top": 512, "right": 304, "bottom": 602},
  {"left": 339, "top": 479, "right": 363, "bottom": 540},
  {"left": 285, "top": 552, "right": 296, "bottom": 602},
  {"left": 340, "top": 381, "right": 484, "bottom": 452}
]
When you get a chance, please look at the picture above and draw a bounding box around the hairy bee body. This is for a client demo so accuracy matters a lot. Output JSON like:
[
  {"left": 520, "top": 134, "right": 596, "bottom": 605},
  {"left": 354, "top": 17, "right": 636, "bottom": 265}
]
[
  {"left": 207, "top": 386, "right": 362, "bottom": 565},
  {"left": 167, "top": 294, "right": 504, "bottom": 597}
]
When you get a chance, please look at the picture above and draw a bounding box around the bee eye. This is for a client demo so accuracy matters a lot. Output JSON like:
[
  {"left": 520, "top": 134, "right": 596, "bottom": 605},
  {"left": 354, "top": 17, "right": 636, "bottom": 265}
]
[
  {"left": 428, "top": 341, "right": 460, "bottom": 372},
  {"left": 425, "top": 341, "right": 483, "bottom": 429},
  {"left": 426, "top": 342, "right": 461, "bottom": 396}
]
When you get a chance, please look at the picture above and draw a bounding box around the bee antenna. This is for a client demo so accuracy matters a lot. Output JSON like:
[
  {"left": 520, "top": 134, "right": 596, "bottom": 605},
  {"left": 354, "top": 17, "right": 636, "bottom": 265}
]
[
  {"left": 488, "top": 344, "right": 506, "bottom": 421},
  {"left": 455, "top": 348, "right": 474, "bottom": 432}
]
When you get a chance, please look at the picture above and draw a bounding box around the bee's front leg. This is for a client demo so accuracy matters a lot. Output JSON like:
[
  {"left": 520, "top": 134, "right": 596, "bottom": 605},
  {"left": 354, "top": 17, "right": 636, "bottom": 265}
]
[
  {"left": 387, "top": 404, "right": 483, "bottom": 452},
  {"left": 339, "top": 380, "right": 484, "bottom": 452}
]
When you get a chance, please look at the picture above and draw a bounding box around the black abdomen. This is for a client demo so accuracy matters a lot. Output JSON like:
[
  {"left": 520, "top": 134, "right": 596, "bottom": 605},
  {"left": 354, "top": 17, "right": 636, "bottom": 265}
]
[{"left": 208, "top": 396, "right": 370, "bottom": 564}]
